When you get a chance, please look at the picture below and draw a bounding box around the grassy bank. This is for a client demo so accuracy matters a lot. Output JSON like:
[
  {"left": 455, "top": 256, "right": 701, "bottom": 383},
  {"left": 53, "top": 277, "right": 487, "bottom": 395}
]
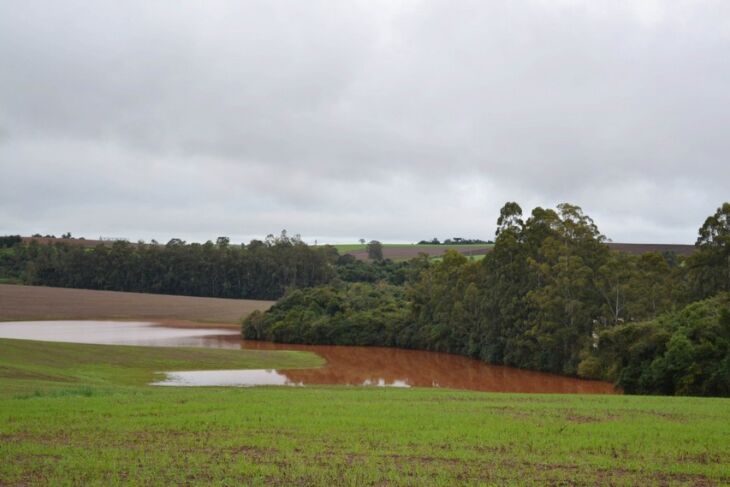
[
  {"left": 0, "top": 338, "right": 323, "bottom": 393},
  {"left": 1, "top": 339, "right": 728, "bottom": 485}
]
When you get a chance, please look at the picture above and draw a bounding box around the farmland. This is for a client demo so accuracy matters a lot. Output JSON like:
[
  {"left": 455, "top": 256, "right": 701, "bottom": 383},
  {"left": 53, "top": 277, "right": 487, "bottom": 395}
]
[{"left": 0, "top": 284, "right": 273, "bottom": 325}]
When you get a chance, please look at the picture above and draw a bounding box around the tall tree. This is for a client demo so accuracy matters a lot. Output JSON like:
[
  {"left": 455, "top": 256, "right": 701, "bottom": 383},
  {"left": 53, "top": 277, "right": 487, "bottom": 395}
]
[
  {"left": 524, "top": 204, "right": 608, "bottom": 374},
  {"left": 366, "top": 240, "right": 384, "bottom": 261},
  {"left": 688, "top": 202, "right": 730, "bottom": 298}
]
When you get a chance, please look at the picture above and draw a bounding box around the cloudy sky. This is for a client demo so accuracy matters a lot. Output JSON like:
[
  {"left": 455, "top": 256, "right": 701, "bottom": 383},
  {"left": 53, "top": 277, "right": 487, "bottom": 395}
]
[{"left": 1, "top": 0, "right": 728, "bottom": 244}]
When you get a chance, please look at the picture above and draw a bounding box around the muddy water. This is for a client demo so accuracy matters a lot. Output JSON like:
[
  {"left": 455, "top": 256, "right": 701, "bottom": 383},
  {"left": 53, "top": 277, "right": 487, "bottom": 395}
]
[{"left": 0, "top": 321, "right": 616, "bottom": 394}]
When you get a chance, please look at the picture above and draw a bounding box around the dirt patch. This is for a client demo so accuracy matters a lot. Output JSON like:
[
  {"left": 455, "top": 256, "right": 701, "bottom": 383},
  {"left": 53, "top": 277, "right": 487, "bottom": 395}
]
[
  {"left": 227, "top": 445, "right": 279, "bottom": 461},
  {"left": 564, "top": 414, "right": 602, "bottom": 423},
  {"left": 676, "top": 452, "right": 725, "bottom": 465},
  {"left": 0, "top": 433, "right": 32, "bottom": 444},
  {"left": 562, "top": 410, "right": 620, "bottom": 423},
  {"left": 623, "top": 408, "right": 689, "bottom": 423}
]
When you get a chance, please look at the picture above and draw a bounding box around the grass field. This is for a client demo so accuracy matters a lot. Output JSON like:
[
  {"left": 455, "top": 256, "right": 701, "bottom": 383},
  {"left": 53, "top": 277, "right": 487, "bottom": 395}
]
[
  {"left": 1, "top": 337, "right": 728, "bottom": 485},
  {"left": 0, "top": 284, "right": 273, "bottom": 325}
]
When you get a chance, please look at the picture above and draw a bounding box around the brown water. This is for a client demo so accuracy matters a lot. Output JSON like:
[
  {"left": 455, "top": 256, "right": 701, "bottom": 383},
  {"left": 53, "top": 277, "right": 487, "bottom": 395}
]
[{"left": 0, "top": 321, "right": 616, "bottom": 394}]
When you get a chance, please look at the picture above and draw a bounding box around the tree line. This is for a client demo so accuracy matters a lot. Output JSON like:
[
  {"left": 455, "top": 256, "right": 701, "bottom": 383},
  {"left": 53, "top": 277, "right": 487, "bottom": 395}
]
[
  {"left": 245, "top": 202, "right": 730, "bottom": 396},
  {"left": 0, "top": 235, "right": 22, "bottom": 248},
  {"left": 418, "top": 238, "right": 493, "bottom": 245},
  {"left": 0, "top": 231, "right": 337, "bottom": 300}
]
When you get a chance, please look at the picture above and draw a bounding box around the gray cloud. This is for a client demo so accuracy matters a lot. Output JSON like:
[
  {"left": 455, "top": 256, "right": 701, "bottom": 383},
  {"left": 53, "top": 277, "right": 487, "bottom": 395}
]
[{"left": 1, "top": 0, "right": 728, "bottom": 244}]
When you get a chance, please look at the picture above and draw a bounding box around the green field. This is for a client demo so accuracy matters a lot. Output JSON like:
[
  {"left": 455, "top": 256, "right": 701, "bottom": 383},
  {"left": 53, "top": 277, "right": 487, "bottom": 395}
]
[{"left": 1, "top": 339, "right": 728, "bottom": 485}]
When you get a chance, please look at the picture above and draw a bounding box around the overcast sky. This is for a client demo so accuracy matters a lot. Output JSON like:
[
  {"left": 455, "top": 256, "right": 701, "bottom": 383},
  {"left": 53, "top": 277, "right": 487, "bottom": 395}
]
[{"left": 1, "top": 1, "right": 728, "bottom": 244}]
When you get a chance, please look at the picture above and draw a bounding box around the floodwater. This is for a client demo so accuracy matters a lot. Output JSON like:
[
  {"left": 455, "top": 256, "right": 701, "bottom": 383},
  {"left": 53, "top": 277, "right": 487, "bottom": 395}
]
[
  {"left": 0, "top": 320, "right": 616, "bottom": 394},
  {"left": 0, "top": 320, "right": 236, "bottom": 347}
]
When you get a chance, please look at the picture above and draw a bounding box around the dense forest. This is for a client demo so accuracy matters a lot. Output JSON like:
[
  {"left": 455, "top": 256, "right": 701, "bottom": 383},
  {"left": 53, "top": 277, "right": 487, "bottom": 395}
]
[
  {"left": 0, "top": 232, "right": 338, "bottom": 300},
  {"left": 245, "top": 202, "right": 730, "bottom": 396}
]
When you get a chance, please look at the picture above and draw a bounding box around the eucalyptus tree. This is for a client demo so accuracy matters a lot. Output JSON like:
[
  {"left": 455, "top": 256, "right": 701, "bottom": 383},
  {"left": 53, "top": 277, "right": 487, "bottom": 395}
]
[{"left": 689, "top": 202, "right": 730, "bottom": 298}]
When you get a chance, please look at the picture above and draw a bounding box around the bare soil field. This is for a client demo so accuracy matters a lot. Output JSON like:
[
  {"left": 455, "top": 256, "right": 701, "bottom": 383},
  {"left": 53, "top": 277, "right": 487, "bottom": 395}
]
[
  {"left": 605, "top": 242, "right": 695, "bottom": 256},
  {"left": 347, "top": 245, "right": 491, "bottom": 261},
  {"left": 346, "top": 242, "right": 695, "bottom": 260},
  {"left": 0, "top": 284, "right": 273, "bottom": 325}
]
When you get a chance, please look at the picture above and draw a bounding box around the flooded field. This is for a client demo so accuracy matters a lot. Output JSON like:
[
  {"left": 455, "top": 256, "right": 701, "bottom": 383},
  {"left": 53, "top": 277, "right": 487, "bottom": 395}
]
[{"left": 0, "top": 320, "right": 615, "bottom": 394}]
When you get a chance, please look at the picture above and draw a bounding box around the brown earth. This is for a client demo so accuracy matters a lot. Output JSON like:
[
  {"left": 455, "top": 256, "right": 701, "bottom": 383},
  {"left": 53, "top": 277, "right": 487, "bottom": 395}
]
[
  {"left": 348, "top": 245, "right": 491, "bottom": 261},
  {"left": 347, "top": 242, "right": 696, "bottom": 260},
  {"left": 0, "top": 284, "right": 273, "bottom": 325},
  {"left": 605, "top": 242, "right": 696, "bottom": 256}
]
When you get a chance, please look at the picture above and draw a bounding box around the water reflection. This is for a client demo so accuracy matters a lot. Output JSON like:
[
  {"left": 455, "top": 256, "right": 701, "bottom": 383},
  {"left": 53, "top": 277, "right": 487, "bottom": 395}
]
[
  {"left": 152, "top": 369, "right": 413, "bottom": 388},
  {"left": 152, "top": 369, "right": 299, "bottom": 387},
  {"left": 153, "top": 368, "right": 415, "bottom": 388},
  {"left": 0, "top": 321, "right": 616, "bottom": 394},
  {"left": 0, "top": 320, "right": 237, "bottom": 347},
  {"left": 238, "top": 339, "right": 615, "bottom": 393}
]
